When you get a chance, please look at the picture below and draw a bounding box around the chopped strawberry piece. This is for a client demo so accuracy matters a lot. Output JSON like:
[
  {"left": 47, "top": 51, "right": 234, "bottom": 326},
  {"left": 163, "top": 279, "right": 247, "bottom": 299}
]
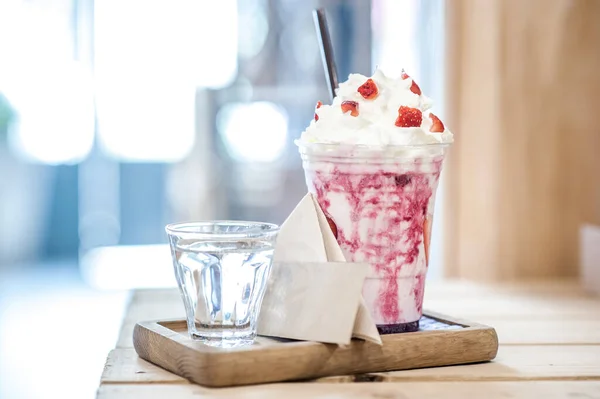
[
  {"left": 341, "top": 101, "right": 359, "bottom": 117},
  {"left": 429, "top": 113, "right": 444, "bottom": 132},
  {"left": 395, "top": 106, "right": 422, "bottom": 127},
  {"left": 410, "top": 81, "right": 422, "bottom": 95},
  {"left": 314, "top": 101, "right": 323, "bottom": 121},
  {"left": 325, "top": 215, "right": 338, "bottom": 239},
  {"left": 423, "top": 217, "right": 432, "bottom": 266},
  {"left": 357, "top": 78, "right": 379, "bottom": 99},
  {"left": 400, "top": 69, "right": 422, "bottom": 95}
]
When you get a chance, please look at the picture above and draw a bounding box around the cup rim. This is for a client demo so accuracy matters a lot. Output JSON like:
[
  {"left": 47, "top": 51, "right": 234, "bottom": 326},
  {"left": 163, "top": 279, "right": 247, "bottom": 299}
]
[
  {"left": 295, "top": 139, "right": 452, "bottom": 151},
  {"left": 165, "top": 220, "right": 280, "bottom": 240}
]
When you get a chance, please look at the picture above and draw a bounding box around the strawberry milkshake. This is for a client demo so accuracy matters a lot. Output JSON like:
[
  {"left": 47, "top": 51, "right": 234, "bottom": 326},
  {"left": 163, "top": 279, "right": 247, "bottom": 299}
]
[{"left": 297, "top": 69, "right": 453, "bottom": 333}]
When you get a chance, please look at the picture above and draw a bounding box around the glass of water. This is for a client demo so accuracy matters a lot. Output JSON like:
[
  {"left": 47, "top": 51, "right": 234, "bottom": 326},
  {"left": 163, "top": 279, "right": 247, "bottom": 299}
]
[{"left": 165, "top": 221, "right": 279, "bottom": 348}]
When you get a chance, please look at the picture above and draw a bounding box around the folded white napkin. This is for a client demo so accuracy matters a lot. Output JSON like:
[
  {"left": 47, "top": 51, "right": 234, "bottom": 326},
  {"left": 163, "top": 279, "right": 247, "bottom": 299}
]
[{"left": 257, "top": 193, "right": 382, "bottom": 345}]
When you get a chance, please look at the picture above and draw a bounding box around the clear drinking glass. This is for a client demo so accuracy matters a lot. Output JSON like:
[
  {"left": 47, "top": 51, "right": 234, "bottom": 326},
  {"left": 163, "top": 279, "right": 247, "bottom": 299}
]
[{"left": 165, "top": 221, "right": 279, "bottom": 348}]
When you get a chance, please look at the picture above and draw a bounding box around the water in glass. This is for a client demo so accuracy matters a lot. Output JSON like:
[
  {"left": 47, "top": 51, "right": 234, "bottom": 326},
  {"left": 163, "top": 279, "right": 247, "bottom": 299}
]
[{"left": 167, "top": 221, "right": 278, "bottom": 348}]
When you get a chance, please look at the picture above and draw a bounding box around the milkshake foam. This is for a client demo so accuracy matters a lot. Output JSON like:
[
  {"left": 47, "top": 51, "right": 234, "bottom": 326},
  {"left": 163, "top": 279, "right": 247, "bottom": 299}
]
[{"left": 301, "top": 69, "right": 453, "bottom": 147}]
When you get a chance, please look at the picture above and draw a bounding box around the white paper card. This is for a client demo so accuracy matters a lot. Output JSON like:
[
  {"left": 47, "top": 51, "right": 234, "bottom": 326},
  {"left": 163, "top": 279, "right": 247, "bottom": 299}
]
[
  {"left": 256, "top": 193, "right": 382, "bottom": 344},
  {"left": 257, "top": 261, "right": 368, "bottom": 345},
  {"left": 310, "top": 194, "right": 382, "bottom": 344},
  {"left": 580, "top": 224, "right": 600, "bottom": 295}
]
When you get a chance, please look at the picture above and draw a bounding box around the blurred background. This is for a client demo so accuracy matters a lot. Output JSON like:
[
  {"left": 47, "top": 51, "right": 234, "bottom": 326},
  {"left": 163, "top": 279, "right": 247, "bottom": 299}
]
[{"left": 0, "top": 0, "right": 448, "bottom": 397}]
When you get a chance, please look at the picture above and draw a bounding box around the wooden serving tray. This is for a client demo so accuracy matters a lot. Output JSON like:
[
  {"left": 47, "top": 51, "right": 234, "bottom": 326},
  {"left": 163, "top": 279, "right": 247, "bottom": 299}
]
[{"left": 133, "top": 310, "right": 498, "bottom": 387}]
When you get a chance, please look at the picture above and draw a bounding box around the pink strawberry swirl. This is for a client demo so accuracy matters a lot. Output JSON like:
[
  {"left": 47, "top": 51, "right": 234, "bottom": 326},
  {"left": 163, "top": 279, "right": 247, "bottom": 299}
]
[{"left": 299, "top": 143, "right": 446, "bottom": 329}]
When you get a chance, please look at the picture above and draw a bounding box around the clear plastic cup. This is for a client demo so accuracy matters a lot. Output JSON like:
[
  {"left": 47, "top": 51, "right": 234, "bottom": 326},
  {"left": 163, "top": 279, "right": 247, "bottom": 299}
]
[
  {"left": 166, "top": 221, "right": 279, "bottom": 347},
  {"left": 297, "top": 142, "right": 449, "bottom": 333}
]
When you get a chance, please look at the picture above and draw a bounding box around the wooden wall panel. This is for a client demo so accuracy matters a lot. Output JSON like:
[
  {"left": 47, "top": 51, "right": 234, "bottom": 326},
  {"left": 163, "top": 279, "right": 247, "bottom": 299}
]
[{"left": 444, "top": 0, "right": 600, "bottom": 281}]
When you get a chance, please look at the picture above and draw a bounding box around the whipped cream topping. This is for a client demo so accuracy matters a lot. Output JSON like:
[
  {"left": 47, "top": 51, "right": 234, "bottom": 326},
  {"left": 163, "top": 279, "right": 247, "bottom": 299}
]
[{"left": 300, "top": 69, "right": 454, "bottom": 146}]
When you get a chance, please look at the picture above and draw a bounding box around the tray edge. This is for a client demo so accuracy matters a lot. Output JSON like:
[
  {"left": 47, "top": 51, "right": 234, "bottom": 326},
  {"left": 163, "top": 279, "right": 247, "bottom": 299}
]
[{"left": 133, "top": 311, "right": 499, "bottom": 387}]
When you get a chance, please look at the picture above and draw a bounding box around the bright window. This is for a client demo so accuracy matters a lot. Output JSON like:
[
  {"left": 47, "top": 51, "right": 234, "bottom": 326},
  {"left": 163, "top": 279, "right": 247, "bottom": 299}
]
[
  {"left": 0, "top": 0, "right": 94, "bottom": 164},
  {"left": 217, "top": 102, "right": 288, "bottom": 163},
  {"left": 94, "top": 0, "right": 238, "bottom": 162}
]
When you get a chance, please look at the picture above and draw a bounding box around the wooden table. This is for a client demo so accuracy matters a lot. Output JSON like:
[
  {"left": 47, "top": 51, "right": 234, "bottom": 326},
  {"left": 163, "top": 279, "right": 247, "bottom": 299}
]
[{"left": 97, "top": 280, "right": 600, "bottom": 398}]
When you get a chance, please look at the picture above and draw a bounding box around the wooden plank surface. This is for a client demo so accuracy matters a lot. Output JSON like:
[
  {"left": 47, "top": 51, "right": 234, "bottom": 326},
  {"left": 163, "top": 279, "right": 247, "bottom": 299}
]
[
  {"left": 479, "top": 318, "right": 600, "bottom": 345},
  {"left": 102, "top": 345, "right": 600, "bottom": 384},
  {"left": 97, "top": 381, "right": 600, "bottom": 399},
  {"left": 116, "top": 290, "right": 184, "bottom": 348},
  {"left": 426, "top": 298, "right": 600, "bottom": 320},
  {"left": 99, "top": 280, "right": 600, "bottom": 398},
  {"left": 116, "top": 282, "right": 600, "bottom": 348}
]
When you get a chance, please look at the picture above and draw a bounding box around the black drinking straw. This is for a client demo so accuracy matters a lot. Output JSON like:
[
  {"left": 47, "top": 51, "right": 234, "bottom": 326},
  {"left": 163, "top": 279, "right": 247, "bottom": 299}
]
[{"left": 313, "top": 8, "right": 339, "bottom": 101}]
